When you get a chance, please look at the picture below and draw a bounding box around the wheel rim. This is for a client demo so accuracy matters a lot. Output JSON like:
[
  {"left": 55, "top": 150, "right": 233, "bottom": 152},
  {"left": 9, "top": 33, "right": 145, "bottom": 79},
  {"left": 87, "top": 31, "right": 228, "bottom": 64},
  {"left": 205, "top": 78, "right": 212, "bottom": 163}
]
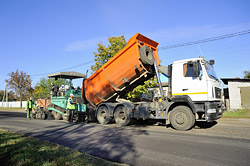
[
  {"left": 62, "top": 114, "right": 68, "bottom": 120},
  {"left": 146, "top": 50, "right": 153, "bottom": 61},
  {"left": 118, "top": 110, "right": 126, "bottom": 121},
  {"left": 100, "top": 110, "right": 107, "bottom": 120},
  {"left": 175, "top": 112, "right": 187, "bottom": 125}
]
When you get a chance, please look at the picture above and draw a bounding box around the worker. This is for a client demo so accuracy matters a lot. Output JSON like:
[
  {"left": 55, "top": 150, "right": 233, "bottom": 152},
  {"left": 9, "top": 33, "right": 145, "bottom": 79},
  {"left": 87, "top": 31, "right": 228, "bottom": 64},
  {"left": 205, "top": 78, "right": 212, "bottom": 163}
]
[
  {"left": 26, "top": 97, "right": 34, "bottom": 120},
  {"left": 50, "top": 83, "right": 55, "bottom": 96},
  {"left": 67, "top": 94, "right": 77, "bottom": 123}
]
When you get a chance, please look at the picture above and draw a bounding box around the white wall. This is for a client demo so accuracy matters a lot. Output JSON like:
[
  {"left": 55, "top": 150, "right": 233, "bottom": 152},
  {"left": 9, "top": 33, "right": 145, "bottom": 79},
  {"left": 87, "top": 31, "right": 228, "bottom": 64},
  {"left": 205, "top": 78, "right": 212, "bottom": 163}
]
[
  {"left": 228, "top": 81, "right": 250, "bottom": 109},
  {"left": 0, "top": 101, "right": 27, "bottom": 108}
]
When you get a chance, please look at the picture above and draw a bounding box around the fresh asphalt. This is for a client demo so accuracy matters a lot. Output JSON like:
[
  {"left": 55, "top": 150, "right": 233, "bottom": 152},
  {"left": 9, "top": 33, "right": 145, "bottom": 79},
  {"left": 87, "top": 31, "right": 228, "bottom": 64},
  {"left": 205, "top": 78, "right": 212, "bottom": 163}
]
[{"left": 0, "top": 110, "right": 250, "bottom": 166}]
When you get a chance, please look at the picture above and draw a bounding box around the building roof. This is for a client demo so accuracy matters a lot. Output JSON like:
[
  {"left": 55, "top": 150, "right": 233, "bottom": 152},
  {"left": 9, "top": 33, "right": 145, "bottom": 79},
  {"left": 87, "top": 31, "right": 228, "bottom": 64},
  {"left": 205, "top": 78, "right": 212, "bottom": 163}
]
[
  {"left": 221, "top": 78, "right": 250, "bottom": 85},
  {"left": 48, "top": 71, "right": 86, "bottom": 80}
]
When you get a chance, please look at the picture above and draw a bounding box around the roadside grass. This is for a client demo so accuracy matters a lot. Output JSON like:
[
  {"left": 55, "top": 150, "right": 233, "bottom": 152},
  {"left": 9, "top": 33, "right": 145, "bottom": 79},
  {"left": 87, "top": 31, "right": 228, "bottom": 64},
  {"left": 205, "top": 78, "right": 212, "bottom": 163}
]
[
  {"left": 0, "top": 129, "right": 122, "bottom": 166},
  {"left": 223, "top": 109, "right": 250, "bottom": 118}
]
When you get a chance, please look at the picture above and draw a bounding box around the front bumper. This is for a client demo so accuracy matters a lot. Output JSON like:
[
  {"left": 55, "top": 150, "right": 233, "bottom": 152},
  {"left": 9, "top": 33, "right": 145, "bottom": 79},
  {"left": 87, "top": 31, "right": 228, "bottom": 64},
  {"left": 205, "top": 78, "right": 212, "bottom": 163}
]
[{"left": 205, "top": 102, "right": 224, "bottom": 121}]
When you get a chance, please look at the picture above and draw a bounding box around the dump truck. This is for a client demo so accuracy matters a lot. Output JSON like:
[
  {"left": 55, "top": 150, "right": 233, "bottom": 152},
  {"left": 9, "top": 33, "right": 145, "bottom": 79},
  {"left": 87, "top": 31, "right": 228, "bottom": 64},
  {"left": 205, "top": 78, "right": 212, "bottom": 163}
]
[
  {"left": 38, "top": 33, "right": 224, "bottom": 130},
  {"left": 81, "top": 33, "right": 224, "bottom": 130}
]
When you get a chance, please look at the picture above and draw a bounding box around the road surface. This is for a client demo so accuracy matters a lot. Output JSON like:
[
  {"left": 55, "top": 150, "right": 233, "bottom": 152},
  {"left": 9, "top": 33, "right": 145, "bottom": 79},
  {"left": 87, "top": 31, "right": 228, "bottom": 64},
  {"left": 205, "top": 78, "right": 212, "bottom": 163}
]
[{"left": 0, "top": 109, "right": 250, "bottom": 166}]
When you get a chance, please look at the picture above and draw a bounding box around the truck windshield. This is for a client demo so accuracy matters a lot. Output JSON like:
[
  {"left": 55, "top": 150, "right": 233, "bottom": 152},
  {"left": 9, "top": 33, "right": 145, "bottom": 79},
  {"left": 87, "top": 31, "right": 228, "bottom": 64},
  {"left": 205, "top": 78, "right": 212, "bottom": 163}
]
[{"left": 205, "top": 63, "right": 219, "bottom": 81}]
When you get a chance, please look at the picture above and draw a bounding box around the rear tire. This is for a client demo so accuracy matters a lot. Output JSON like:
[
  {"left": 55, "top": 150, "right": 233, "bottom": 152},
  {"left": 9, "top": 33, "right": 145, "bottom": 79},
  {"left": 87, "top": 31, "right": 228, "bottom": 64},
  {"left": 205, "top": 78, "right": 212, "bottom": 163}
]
[
  {"left": 114, "top": 106, "right": 131, "bottom": 126},
  {"left": 170, "top": 106, "right": 195, "bottom": 131},
  {"left": 97, "top": 106, "right": 112, "bottom": 125}
]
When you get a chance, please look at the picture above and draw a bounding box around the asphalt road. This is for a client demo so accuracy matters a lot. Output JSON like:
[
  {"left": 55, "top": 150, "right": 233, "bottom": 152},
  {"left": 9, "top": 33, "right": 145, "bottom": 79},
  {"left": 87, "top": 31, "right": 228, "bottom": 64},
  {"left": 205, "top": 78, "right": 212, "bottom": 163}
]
[{"left": 0, "top": 109, "right": 250, "bottom": 166}]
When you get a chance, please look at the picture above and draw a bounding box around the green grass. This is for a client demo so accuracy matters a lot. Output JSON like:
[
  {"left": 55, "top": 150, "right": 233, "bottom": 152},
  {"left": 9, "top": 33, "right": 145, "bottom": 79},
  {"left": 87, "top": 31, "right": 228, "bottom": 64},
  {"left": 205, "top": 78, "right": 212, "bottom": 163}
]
[
  {"left": 222, "top": 109, "right": 250, "bottom": 118},
  {"left": 0, "top": 129, "right": 122, "bottom": 166}
]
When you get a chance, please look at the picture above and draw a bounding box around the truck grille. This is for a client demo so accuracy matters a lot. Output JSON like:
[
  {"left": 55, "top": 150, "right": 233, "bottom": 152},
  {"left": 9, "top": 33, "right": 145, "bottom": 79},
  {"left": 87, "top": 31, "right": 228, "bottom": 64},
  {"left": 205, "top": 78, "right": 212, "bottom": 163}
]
[{"left": 215, "top": 87, "right": 222, "bottom": 99}]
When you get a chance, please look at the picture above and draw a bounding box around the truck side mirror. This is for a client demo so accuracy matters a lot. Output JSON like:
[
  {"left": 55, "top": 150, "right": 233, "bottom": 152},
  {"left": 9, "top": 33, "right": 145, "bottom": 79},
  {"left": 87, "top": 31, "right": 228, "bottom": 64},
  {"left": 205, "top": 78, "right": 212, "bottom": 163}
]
[
  {"left": 193, "top": 62, "right": 200, "bottom": 77},
  {"left": 209, "top": 60, "right": 215, "bottom": 66}
]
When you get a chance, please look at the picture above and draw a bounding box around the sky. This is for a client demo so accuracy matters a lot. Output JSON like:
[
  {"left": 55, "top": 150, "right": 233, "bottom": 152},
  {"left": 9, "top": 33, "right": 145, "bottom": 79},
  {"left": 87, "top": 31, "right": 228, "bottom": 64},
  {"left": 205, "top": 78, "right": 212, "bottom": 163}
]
[{"left": 0, "top": 0, "right": 250, "bottom": 90}]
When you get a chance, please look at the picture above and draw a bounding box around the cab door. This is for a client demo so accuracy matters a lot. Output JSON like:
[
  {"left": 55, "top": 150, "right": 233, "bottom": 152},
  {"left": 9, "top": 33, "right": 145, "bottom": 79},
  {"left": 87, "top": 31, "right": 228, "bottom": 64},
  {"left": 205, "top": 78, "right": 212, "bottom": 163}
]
[{"left": 181, "top": 61, "right": 208, "bottom": 101}]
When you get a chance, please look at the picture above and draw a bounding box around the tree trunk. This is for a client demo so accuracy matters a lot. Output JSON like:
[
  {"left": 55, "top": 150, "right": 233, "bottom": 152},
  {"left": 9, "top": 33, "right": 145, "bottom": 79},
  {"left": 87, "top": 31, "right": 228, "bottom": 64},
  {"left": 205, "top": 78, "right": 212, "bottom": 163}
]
[{"left": 20, "top": 96, "right": 22, "bottom": 108}]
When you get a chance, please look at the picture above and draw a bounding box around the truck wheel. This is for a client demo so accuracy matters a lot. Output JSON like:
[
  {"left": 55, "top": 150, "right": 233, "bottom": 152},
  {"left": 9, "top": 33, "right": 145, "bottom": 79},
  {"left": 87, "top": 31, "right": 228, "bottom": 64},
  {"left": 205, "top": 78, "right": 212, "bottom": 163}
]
[
  {"left": 54, "top": 112, "right": 62, "bottom": 120},
  {"left": 97, "top": 106, "right": 112, "bottom": 125},
  {"left": 170, "top": 106, "right": 195, "bottom": 131},
  {"left": 41, "top": 112, "right": 46, "bottom": 120},
  {"left": 62, "top": 114, "right": 69, "bottom": 121},
  {"left": 139, "top": 46, "right": 154, "bottom": 65},
  {"left": 114, "top": 106, "right": 131, "bottom": 126}
]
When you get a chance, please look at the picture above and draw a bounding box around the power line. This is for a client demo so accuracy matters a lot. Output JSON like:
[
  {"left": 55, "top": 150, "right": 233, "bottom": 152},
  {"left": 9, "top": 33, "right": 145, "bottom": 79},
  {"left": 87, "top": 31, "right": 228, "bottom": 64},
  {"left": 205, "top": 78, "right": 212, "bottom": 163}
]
[
  {"left": 158, "top": 30, "right": 250, "bottom": 50},
  {"left": 30, "top": 60, "right": 94, "bottom": 77},
  {"left": 11, "top": 30, "right": 250, "bottom": 78},
  {"left": 199, "top": 43, "right": 250, "bottom": 52}
]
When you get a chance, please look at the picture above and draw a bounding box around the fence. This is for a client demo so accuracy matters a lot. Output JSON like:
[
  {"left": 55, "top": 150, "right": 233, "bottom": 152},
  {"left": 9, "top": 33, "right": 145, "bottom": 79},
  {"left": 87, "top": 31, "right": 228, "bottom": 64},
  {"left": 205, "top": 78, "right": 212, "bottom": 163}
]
[{"left": 0, "top": 101, "right": 27, "bottom": 108}]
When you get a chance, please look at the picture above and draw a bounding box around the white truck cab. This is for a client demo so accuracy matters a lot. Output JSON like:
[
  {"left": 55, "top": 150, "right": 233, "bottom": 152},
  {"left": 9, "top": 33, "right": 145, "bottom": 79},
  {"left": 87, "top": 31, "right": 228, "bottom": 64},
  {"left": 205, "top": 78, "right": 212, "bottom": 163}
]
[{"left": 170, "top": 57, "right": 224, "bottom": 121}]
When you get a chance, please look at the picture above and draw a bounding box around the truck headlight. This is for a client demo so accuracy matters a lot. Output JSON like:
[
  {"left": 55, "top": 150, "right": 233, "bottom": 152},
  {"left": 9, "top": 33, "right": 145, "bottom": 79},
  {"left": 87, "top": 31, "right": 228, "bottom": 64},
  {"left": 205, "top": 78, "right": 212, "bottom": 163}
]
[{"left": 207, "top": 109, "right": 216, "bottom": 114}]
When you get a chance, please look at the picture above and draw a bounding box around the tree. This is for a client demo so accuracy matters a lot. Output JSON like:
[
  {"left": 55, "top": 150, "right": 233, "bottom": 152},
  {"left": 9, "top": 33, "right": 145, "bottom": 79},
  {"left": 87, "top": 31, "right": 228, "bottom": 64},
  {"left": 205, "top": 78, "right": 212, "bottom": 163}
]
[
  {"left": 0, "top": 90, "right": 16, "bottom": 101},
  {"left": 243, "top": 70, "right": 250, "bottom": 79},
  {"left": 91, "top": 36, "right": 127, "bottom": 72},
  {"left": 127, "top": 60, "right": 162, "bottom": 101},
  {"left": 33, "top": 77, "right": 69, "bottom": 100},
  {"left": 5, "top": 70, "right": 32, "bottom": 107},
  {"left": 127, "top": 78, "right": 158, "bottom": 101}
]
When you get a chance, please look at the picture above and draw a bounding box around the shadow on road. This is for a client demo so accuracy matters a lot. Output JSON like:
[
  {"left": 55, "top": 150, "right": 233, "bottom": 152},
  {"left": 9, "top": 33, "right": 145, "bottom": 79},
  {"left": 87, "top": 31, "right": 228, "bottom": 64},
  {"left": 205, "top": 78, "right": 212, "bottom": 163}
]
[
  {"left": 122, "top": 119, "right": 219, "bottom": 131},
  {"left": 130, "top": 119, "right": 169, "bottom": 127},
  {"left": 27, "top": 122, "right": 148, "bottom": 165},
  {"left": 130, "top": 119, "right": 218, "bottom": 130},
  {"left": 194, "top": 121, "right": 218, "bottom": 129}
]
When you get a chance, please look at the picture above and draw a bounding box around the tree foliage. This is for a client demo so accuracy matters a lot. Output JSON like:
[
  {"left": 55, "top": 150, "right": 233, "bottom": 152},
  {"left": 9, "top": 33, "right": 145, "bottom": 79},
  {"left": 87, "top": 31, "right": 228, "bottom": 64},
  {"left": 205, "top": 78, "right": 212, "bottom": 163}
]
[
  {"left": 5, "top": 70, "right": 32, "bottom": 107},
  {"left": 33, "top": 77, "right": 69, "bottom": 100},
  {"left": 243, "top": 70, "right": 250, "bottom": 79},
  {"left": 91, "top": 36, "right": 127, "bottom": 72},
  {"left": 127, "top": 78, "right": 158, "bottom": 101},
  {"left": 0, "top": 90, "right": 16, "bottom": 101}
]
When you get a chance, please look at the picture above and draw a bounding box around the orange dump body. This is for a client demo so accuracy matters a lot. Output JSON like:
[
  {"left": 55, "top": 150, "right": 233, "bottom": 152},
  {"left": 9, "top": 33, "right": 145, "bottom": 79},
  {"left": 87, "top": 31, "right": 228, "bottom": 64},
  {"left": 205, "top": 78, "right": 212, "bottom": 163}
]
[{"left": 82, "top": 33, "right": 160, "bottom": 106}]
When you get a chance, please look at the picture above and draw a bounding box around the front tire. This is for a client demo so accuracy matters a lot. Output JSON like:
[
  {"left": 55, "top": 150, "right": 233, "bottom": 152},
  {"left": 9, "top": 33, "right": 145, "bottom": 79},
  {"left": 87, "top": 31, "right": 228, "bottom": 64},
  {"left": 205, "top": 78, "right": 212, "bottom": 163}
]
[{"left": 170, "top": 106, "right": 195, "bottom": 131}]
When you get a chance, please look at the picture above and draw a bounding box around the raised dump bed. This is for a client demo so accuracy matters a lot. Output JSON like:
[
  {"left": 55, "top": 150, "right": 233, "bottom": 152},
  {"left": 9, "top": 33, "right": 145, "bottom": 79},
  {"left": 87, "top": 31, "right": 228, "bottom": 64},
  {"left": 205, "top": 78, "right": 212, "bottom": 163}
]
[{"left": 83, "top": 33, "right": 160, "bottom": 106}]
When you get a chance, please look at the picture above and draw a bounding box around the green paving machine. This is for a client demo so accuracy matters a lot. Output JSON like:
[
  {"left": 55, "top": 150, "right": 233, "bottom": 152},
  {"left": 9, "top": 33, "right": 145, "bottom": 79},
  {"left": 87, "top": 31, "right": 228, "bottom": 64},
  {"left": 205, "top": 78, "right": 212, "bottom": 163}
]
[{"left": 41, "top": 71, "right": 87, "bottom": 121}]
